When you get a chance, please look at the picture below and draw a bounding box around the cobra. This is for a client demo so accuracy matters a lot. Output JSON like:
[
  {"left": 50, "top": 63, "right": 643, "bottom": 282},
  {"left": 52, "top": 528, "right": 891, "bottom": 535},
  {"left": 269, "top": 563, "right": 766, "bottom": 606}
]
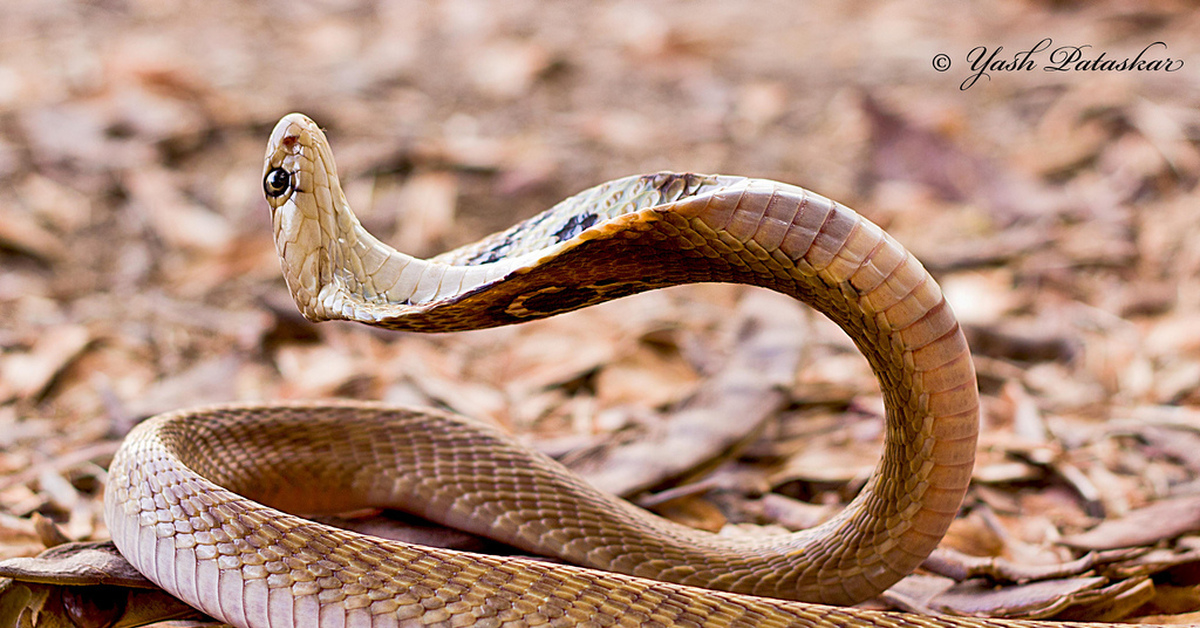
[{"left": 104, "top": 113, "right": 1150, "bottom": 627}]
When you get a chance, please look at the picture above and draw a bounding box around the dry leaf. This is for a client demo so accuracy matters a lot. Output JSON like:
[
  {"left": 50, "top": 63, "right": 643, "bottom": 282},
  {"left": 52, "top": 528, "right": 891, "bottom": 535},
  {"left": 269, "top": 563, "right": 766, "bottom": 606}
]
[{"left": 1062, "top": 495, "right": 1200, "bottom": 551}]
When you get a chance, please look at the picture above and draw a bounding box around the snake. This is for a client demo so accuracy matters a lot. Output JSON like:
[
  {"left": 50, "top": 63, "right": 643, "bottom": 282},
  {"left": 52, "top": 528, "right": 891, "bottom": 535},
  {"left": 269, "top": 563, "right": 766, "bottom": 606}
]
[{"left": 101, "top": 113, "right": 1146, "bottom": 628}]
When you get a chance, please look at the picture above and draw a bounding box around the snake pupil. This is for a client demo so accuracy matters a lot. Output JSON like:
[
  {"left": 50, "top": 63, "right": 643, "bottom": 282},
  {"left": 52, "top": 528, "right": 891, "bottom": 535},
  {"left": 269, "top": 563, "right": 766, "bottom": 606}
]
[{"left": 264, "top": 167, "right": 292, "bottom": 198}]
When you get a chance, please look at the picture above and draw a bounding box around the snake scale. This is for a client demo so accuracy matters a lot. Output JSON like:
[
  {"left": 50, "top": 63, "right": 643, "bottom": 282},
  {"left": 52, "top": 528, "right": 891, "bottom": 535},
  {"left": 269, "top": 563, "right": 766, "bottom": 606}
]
[{"left": 102, "top": 114, "right": 1154, "bottom": 627}]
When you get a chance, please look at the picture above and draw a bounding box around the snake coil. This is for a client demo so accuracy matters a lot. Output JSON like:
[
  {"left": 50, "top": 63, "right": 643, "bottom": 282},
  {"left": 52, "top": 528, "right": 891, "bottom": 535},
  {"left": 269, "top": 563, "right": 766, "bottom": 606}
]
[{"left": 105, "top": 114, "right": 1136, "bottom": 627}]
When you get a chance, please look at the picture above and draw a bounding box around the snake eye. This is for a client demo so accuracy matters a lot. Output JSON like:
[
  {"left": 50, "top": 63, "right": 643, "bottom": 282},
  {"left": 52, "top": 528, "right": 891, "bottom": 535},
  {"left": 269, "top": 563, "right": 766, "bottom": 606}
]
[{"left": 264, "top": 167, "right": 293, "bottom": 198}]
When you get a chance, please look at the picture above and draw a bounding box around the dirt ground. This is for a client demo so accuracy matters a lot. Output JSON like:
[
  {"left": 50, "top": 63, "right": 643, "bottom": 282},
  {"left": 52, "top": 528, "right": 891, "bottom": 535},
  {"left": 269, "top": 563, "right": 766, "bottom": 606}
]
[{"left": 2, "top": 1, "right": 1200, "bottom": 624}]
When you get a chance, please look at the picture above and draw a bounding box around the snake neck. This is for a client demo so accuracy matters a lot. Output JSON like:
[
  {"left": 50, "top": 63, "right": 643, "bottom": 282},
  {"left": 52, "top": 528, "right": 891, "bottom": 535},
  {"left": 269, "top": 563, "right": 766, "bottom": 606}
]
[
  {"left": 272, "top": 173, "right": 455, "bottom": 321},
  {"left": 279, "top": 169, "right": 755, "bottom": 328}
]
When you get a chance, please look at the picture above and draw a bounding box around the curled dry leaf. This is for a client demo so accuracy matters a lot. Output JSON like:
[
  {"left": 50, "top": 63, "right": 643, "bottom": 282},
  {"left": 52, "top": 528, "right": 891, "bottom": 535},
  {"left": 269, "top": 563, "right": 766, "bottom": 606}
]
[
  {"left": 0, "top": 326, "right": 91, "bottom": 403},
  {"left": 1061, "top": 495, "right": 1200, "bottom": 551},
  {"left": 0, "top": 542, "right": 210, "bottom": 628},
  {"left": 0, "top": 206, "right": 67, "bottom": 264},
  {"left": 930, "top": 576, "right": 1110, "bottom": 619}
]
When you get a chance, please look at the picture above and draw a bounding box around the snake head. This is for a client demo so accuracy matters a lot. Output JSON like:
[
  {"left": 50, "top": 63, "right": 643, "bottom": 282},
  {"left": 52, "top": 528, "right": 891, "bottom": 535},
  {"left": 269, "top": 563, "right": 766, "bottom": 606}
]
[{"left": 262, "top": 113, "right": 362, "bottom": 321}]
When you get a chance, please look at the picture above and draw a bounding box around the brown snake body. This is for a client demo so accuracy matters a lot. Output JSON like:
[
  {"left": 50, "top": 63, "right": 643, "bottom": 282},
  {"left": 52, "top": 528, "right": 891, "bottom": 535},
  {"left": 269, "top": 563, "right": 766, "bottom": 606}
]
[{"left": 103, "top": 114, "right": 1147, "bottom": 626}]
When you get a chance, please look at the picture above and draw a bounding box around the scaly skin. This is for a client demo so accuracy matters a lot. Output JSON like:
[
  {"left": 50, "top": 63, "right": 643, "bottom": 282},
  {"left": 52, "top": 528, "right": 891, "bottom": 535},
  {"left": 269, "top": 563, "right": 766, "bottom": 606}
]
[{"left": 103, "top": 114, "right": 1151, "bottom": 626}]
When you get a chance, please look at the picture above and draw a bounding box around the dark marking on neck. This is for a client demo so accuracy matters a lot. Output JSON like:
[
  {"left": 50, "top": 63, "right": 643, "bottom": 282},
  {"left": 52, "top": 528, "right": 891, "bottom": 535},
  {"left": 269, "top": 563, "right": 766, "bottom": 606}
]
[{"left": 551, "top": 212, "right": 599, "bottom": 243}]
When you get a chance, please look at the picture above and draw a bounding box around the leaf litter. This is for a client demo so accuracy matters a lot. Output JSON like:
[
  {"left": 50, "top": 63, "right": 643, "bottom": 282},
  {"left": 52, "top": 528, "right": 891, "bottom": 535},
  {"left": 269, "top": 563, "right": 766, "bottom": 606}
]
[{"left": 1, "top": 1, "right": 1199, "bottom": 625}]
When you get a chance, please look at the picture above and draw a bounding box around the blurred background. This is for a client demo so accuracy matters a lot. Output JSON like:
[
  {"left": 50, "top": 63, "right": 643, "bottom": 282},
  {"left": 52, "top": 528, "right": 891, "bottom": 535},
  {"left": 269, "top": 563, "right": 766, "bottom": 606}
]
[{"left": 2, "top": 0, "right": 1199, "bottom": 622}]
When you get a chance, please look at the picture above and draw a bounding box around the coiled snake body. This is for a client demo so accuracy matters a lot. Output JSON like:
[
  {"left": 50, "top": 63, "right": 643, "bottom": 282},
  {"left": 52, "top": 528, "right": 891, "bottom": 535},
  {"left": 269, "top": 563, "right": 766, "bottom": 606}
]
[{"left": 103, "top": 114, "right": 1134, "bottom": 627}]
